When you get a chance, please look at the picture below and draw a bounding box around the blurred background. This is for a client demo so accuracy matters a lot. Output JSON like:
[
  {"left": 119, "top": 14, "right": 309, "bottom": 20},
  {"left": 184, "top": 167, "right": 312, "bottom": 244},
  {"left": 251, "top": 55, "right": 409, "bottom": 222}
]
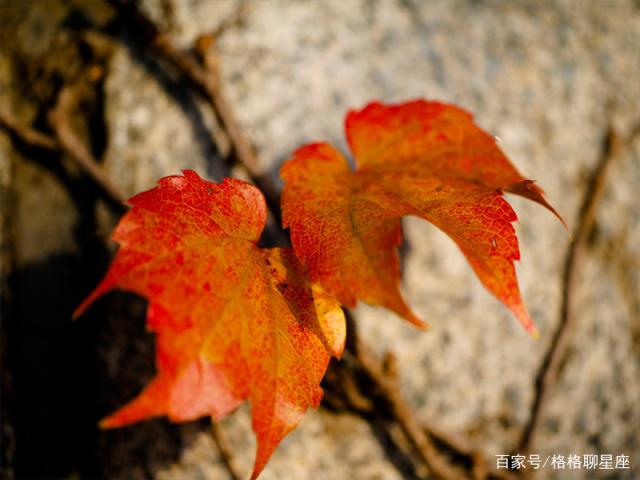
[{"left": 1, "top": 0, "right": 639, "bottom": 479}]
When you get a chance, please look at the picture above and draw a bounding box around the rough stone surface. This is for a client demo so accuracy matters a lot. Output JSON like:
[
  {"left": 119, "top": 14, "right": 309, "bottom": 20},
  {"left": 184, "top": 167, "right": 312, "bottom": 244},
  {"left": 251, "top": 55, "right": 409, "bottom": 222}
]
[{"left": 2, "top": 0, "right": 639, "bottom": 479}]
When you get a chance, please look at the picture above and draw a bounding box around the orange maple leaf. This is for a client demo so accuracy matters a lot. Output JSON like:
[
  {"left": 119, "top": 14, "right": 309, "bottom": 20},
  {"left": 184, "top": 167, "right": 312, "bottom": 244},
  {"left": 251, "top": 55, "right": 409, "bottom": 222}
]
[
  {"left": 75, "top": 171, "right": 345, "bottom": 479},
  {"left": 281, "top": 100, "right": 563, "bottom": 336}
]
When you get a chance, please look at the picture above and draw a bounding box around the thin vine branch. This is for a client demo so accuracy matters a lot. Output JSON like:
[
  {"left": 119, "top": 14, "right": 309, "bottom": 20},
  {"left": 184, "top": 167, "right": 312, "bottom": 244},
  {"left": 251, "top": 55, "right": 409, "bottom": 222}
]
[
  {"left": 210, "top": 420, "right": 243, "bottom": 480},
  {"left": 1, "top": 77, "right": 126, "bottom": 213},
  {"left": 48, "top": 71, "right": 127, "bottom": 210},
  {"left": 345, "top": 312, "right": 467, "bottom": 480},
  {"left": 517, "top": 124, "right": 640, "bottom": 456},
  {"left": 0, "top": 108, "right": 58, "bottom": 151}
]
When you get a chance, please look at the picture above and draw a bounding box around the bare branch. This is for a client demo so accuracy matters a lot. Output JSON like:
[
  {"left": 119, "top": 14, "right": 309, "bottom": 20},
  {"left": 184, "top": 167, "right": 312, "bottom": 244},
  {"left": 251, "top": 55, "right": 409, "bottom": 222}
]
[
  {"left": 0, "top": 108, "right": 58, "bottom": 151},
  {"left": 346, "top": 313, "right": 466, "bottom": 480},
  {"left": 211, "top": 420, "right": 243, "bottom": 480},
  {"left": 517, "top": 124, "right": 639, "bottom": 455},
  {"left": 1, "top": 81, "right": 126, "bottom": 214},
  {"left": 48, "top": 72, "right": 127, "bottom": 210}
]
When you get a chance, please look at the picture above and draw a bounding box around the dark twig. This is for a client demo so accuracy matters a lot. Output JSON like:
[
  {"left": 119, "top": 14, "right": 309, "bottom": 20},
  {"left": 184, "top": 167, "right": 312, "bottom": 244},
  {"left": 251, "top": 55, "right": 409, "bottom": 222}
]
[
  {"left": 422, "top": 422, "right": 516, "bottom": 480},
  {"left": 1, "top": 78, "right": 126, "bottom": 214},
  {"left": 346, "top": 313, "right": 466, "bottom": 480},
  {"left": 334, "top": 361, "right": 376, "bottom": 413},
  {"left": 517, "top": 125, "right": 639, "bottom": 456},
  {"left": 0, "top": 108, "right": 58, "bottom": 151},
  {"left": 330, "top": 335, "right": 495, "bottom": 478},
  {"left": 426, "top": 423, "right": 473, "bottom": 459},
  {"left": 1, "top": 28, "right": 123, "bottom": 212},
  {"left": 210, "top": 420, "right": 243, "bottom": 480},
  {"left": 48, "top": 71, "right": 127, "bottom": 210}
]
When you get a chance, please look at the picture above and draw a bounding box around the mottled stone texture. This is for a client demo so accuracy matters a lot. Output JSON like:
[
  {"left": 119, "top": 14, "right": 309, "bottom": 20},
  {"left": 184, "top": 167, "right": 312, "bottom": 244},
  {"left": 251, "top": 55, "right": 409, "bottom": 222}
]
[{"left": 2, "top": 1, "right": 639, "bottom": 479}]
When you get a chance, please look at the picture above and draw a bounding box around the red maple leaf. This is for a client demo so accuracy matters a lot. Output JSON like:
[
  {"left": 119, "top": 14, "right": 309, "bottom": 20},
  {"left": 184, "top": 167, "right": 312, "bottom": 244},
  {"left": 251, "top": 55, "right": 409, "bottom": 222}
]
[
  {"left": 75, "top": 171, "right": 345, "bottom": 478},
  {"left": 281, "top": 100, "right": 563, "bottom": 336}
]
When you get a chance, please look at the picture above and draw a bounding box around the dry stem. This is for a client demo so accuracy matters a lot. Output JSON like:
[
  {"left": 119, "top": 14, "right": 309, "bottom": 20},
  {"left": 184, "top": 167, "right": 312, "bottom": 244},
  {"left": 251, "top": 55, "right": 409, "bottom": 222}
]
[
  {"left": 0, "top": 108, "right": 58, "bottom": 151},
  {"left": 1, "top": 79, "right": 126, "bottom": 213},
  {"left": 48, "top": 72, "right": 127, "bottom": 209},
  {"left": 346, "top": 313, "right": 467, "bottom": 480},
  {"left": 210, "top": 420, "right": 243, "bottom": 480},
  {"left": 517, "top": 124, "right": 639, "bottom": 456}
]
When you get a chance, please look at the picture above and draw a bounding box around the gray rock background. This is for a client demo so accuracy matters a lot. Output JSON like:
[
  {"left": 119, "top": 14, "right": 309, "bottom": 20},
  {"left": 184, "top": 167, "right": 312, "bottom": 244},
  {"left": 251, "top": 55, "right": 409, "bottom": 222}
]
[{"left": 1, "top": 0, "right": 639, "bottom": 479}]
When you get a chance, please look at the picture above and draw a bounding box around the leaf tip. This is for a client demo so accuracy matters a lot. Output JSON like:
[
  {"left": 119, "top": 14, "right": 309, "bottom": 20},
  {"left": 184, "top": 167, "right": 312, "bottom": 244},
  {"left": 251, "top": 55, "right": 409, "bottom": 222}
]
[
  {"left": 415, "top": 319, "right": 430, "bottom": 331},
  {"left": 392, "top": 301, "right": 428, "bottom": 330},
  {"left": 508, "top": 301, "right": 539, "bottom": 339},
  {"left": 249, "top": 450, "right": 270, "bottom": 480},
  {"left": 519, "top": 311, "right": 539, "bottom": 339},
  {"left": 530, "top": 327, "right": 540, "bottom": 340},
  {"left": 72, "top": 290, "right": 100, "bottom": 321},
  {"left": 98, "top": 417, "right": 117, "bottom": 429},
  {"left": 405, "top": 311, "right": 428, "bottom": 330},
  {"left": 503, "top": 180, "right": 567, "bottom": 231},
  {"left": 71, "top": 307, "right": 83, "bottom": 322}
]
